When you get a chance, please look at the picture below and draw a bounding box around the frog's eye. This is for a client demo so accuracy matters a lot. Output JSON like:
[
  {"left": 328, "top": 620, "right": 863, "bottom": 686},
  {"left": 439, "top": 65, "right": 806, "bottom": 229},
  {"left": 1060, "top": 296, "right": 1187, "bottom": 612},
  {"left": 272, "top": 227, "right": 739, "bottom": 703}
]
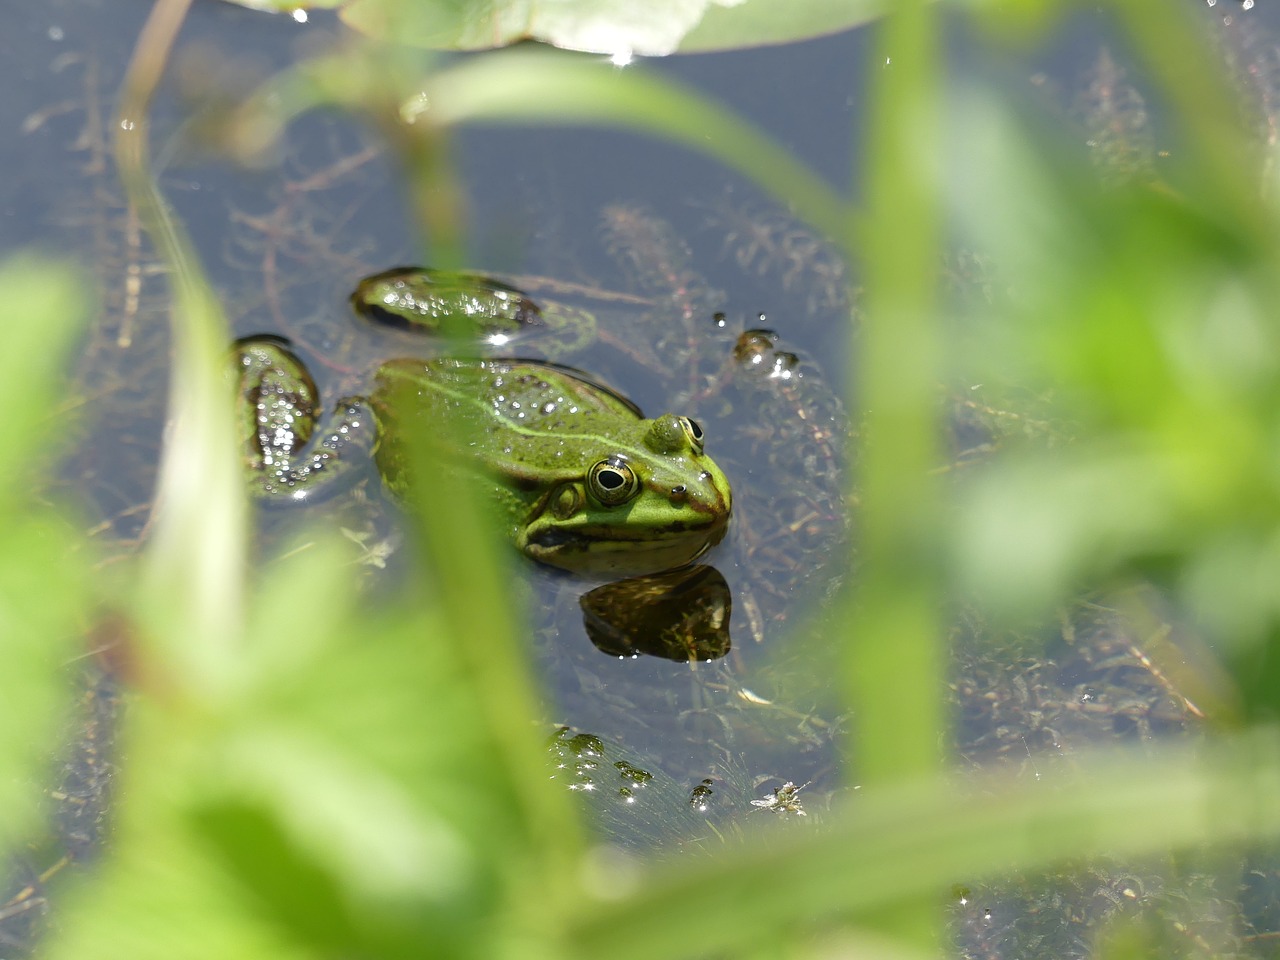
[
  {"left": 644, "top": 414, "right": 704, "bottom": 455},
  {"left": 588, "top": 456, "right": 640, "bottom": 506},
  {"left": 679, "top": 417, "right": 705, "bottom": 453}
]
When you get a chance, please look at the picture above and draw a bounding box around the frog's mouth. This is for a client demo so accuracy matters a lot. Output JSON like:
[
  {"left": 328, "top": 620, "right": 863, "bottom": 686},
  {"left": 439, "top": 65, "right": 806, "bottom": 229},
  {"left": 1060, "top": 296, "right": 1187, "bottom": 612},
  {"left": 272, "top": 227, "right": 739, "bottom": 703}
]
[{"left": 523, "top": 517, "right": 729, "bottom": 577}]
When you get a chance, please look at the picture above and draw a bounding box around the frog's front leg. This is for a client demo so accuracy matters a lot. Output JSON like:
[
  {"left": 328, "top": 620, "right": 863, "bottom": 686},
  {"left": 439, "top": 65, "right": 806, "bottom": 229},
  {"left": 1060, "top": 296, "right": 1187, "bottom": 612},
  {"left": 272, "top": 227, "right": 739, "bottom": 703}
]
[{"left": 234, "top": 336, "right": 375, "bottom": 503}]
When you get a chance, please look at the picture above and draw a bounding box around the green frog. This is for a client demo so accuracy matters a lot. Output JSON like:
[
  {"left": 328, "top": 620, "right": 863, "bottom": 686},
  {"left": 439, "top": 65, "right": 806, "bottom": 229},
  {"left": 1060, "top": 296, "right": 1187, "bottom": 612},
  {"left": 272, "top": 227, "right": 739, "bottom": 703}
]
[
  {"left": 234, "top": 203, "right": 848, "bottom": 841},
  {"left": 234, "top": 268, "right": 733, "bottom": 578}
]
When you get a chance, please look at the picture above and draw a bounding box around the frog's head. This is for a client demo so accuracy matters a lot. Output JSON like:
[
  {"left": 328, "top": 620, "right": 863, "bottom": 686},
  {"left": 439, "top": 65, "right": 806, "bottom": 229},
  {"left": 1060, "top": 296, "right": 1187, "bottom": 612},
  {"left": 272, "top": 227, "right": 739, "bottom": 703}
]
[{"left": 517, "top": 413, "right": 732, "bottom": 577}]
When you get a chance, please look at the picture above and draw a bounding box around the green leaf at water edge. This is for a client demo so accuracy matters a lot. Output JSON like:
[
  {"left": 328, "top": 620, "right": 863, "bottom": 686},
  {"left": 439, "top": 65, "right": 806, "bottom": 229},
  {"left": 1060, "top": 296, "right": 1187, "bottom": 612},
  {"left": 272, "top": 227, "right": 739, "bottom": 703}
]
[{"left": 338, "top": 0, "right": 890, "bottom": 55}]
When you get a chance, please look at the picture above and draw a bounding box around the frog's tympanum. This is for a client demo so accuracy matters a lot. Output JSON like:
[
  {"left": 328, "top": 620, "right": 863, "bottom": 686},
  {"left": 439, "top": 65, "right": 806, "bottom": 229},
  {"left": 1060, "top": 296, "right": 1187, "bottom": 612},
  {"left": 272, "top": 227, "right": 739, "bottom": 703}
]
[{"left": 235, "top": 269, "right": 732, "bottom": 578}]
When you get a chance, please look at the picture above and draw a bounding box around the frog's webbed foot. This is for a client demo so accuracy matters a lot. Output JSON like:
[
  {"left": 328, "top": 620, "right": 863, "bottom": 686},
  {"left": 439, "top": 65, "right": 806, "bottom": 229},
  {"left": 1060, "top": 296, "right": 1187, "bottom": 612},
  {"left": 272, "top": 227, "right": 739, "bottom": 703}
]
[
  {"left": 258, "top": 395, "right": 375, "bottom": 504},
  {"left": 234, "top": 336, "right": 374, "bottom": 504}
]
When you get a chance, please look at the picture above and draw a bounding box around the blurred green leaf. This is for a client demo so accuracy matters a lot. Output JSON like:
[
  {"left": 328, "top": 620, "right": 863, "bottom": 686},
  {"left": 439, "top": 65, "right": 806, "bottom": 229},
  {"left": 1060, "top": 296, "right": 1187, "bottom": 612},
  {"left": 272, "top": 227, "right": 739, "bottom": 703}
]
[
  {"left": 0, "top": 517, "right": 89, "bottom": 856},
  {"left": 337, "top": 0, "right": 887, "bottom": 55},
  {"left": 191, "top": 800, "right": 366, "bottom": 954},
  {"left": 0, "top": 256, "right": 90, "bottom": 496},
  {"left": 48, "top": 533, "right": 561, "bottom": 960},
  {"left": 48, "top": 727, "right": 310, "bottom": 960},
  {"left": 0, "top": 255, "right": 90, "bottom": 860},
  {"left": 946, "top": 80, "right": 1280, "bottom": 628}
]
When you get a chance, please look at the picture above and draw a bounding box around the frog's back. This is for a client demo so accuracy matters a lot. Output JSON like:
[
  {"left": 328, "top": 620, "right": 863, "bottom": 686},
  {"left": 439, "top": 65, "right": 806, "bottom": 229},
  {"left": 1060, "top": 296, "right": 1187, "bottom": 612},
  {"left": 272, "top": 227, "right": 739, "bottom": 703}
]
[{"left": 369, "top": 356, "right": 645, "bottom": 490}]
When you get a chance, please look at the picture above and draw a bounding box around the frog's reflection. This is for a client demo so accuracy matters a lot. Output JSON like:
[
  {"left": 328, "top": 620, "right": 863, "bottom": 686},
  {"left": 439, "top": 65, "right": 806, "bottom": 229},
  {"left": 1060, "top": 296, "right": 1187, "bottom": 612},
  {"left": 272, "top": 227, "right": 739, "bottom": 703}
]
[{"left": 579, "top": 564, "right": 731, "bottom": 662}]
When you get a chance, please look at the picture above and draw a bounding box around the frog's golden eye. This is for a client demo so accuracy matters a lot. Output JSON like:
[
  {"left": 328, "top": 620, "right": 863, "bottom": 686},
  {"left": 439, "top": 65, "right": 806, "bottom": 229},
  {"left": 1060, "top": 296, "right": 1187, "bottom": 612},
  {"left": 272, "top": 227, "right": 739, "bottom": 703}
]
[
  {"left": 679, "top": 417, "right": 705, "bottom": 453},
  {"left": 588, "top": 456, "right": 640, "bottom": 506}
]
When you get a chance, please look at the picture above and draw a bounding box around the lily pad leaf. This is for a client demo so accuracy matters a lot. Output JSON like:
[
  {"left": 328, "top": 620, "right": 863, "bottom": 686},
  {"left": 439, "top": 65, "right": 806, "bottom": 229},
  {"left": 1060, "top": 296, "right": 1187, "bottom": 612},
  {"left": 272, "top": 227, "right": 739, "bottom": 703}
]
[
  {"left": 678, "top": 0, "right": 892, "bottom": 52},
  {"left": 218, "top": 0, "right": 345, "bottom": 12},
  {"left": 337, "top": 0, "right": 888, "bottom": 56}
]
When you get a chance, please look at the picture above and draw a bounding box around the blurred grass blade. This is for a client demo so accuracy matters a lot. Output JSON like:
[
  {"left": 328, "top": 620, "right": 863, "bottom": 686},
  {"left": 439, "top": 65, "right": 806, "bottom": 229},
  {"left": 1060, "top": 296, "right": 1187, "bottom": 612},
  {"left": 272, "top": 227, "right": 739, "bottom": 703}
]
[
  {"left": 418, "top": 48, "right": 852, "bottom": 241},
  {"left": 116, "top": 0, "right": 247, "bottom": 686},
  {"left": 1116, "top": 0, "right": 1268, "bottom": 245},
  {"left": 848, "top": 2, "right": 942, "bottom": 783},
  {"left": 568, "top": 732, "right": 1280, "bottom": 960},
  {"left": 392, "top": 379, "right": 586, "bottom": 916},
  {"left": 843, "top": 1, "right": 943, "bottom": 951}
]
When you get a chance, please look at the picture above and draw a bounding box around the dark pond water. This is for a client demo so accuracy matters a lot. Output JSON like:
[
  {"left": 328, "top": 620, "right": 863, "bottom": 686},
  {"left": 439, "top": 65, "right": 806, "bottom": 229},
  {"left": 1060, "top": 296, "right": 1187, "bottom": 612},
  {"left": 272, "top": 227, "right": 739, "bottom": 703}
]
[
  {"left": 7, "top": 0, "right": 1280, "bottom": 956},
  {"left": 13, "top": 0, "right": 874, "bottom": 800}
]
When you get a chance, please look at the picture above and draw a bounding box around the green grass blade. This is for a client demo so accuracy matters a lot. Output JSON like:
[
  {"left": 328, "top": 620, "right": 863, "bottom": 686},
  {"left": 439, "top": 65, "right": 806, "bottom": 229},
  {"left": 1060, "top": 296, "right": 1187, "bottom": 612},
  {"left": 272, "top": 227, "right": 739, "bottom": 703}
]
[{"left": 420, "top": 47, "right": 853, "bottom": 241}]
